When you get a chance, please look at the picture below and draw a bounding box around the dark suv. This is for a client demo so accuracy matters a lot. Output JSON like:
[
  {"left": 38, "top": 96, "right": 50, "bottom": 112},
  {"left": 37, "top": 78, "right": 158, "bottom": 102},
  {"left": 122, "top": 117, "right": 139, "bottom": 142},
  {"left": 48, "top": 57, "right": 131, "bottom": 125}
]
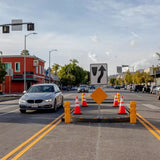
[{"left": 142, "top": 85, "right": 151, "bottom": 93}]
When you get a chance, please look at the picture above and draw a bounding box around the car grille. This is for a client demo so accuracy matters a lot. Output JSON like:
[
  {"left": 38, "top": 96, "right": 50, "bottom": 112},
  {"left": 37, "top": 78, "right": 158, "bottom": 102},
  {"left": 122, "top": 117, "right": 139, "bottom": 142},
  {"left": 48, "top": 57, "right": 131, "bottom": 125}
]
[
  {"left": 27, "top": 100, "right": 34, "bottom": 103},
  {"left": 27, "top": 100, "right": 43, "bottom": 103},
  {"left": 35, "top": 100, "right": 43, "bottom": 103}
]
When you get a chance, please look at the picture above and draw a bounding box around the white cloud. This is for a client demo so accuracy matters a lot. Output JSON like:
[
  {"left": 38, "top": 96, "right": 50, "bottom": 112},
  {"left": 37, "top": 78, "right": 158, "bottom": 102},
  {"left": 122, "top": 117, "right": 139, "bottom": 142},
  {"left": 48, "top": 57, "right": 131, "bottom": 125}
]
[
  {"left": 130, "top": 40, "right": 136, "bottom": 47},
  {"left": 131, "top": 32, "right": 142, "bottom": 39},
  {"left": 105, "top": 51, "right": 110, "bottom": 56},
  {"left": 90, "top": 35, "right": 100, "bottom": 43},
  {"left": 132, "top": 57, "right": 159, "bottom": 71},
  {"left": 88, "top": 52, "right": 98, "bottom": 62}
]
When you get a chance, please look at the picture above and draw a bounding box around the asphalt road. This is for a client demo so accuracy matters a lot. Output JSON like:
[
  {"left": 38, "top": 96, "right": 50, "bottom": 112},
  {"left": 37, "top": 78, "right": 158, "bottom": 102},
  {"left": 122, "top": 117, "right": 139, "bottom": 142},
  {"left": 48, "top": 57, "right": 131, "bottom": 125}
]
[{"left": 0, "top": 89, "right": 160, "bottom": 160}]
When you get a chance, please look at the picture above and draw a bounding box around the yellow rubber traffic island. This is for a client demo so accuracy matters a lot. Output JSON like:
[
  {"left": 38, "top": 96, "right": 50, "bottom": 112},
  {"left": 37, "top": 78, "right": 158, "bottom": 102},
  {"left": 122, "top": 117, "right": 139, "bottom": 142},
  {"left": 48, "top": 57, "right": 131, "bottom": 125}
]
[{"left": 70, "top": 103, "right": 130, "bottom": 123}]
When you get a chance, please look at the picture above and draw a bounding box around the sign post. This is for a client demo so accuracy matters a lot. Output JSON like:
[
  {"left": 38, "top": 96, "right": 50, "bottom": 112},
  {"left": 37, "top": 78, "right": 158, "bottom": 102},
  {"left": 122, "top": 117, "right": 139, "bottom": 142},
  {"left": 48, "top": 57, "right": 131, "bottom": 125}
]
[{"left": 90, "top": 87, "right": 108, "bottom": 118}]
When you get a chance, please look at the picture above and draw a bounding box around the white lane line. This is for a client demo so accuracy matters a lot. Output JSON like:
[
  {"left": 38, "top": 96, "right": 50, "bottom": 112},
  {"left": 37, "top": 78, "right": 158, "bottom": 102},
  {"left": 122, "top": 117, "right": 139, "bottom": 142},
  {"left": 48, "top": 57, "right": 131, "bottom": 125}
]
[
  {"left": 63, "top": 94, "right": 73, "bottom": 98},
  {"left": 0, "top": 105, "right": 18, "bottom": 111},
  {"left": 143, "top": 104, "right": 160, "bottom": 110},
  {"left": 0, "top": 109, "right": 19, "bottom": 116}
]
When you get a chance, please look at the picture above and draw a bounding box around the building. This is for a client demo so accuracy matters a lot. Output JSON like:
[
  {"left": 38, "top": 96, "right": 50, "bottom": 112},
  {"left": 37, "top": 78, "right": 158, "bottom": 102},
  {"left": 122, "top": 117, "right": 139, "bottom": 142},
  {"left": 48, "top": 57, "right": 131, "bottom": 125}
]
[
  {"left": 144, "top": 66, "right": 160, "bottom": 85},
  {"left": 0, "top": 55, "right": 46, "bottom": 93}
]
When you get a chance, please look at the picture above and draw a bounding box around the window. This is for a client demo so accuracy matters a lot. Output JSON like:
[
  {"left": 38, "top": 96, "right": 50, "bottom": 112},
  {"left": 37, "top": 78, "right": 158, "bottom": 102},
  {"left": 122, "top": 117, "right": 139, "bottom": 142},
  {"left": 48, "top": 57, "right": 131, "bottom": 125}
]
[
  {"left": 4, "top": 63, "right": 11, "bottom": 70},
  {"left": 39, "top": 65, "right": 41, "bottom": 74},
  {"left": 36, "top": 66, "right": 38, "bottom": 74},
  {"left": 42, "top": 67, "right": 44, "bottom": 75},
  {"left": 15, "top": 62, "right": 20, "bottom": 72}
]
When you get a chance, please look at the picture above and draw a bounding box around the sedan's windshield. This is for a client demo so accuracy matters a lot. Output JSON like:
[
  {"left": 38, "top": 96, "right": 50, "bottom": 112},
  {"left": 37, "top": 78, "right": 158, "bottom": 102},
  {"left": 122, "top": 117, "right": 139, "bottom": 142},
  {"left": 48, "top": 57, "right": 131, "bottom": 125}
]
[{"left": 28, "top": 85, "right": 55, "bottom": 93}]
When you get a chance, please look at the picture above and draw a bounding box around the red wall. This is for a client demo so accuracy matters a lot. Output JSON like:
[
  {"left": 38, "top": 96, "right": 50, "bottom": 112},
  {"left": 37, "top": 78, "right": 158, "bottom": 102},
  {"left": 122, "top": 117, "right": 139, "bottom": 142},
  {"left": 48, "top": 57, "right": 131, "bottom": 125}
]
[{"left": 1, "top": 56, "right": 45, "bottom": 93}]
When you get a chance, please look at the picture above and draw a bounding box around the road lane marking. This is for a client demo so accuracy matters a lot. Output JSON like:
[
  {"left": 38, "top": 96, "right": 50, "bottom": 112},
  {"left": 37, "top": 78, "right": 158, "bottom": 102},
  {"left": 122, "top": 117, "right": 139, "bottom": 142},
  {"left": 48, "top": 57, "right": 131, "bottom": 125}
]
[
  {"left": 12, "top": 120, "right": 61, "bottom": 160},
  {"left": 1, "top": 113, "right": 64, "bottom": 160},
  {"left": 137, "top": 117, "right": 160, "bottom": 141},
  {"left": 142, "top": 104, "right": 160, "bottom": 110},
  {"left": 63, "top": 94, "right": 72, "bottom": 98},
  {"left": 0, "top": 105, "right": 18, "bottom": 111},
  {"left": 0, "top": 109, "right": 19, "bottom": 116},
  {"left": 126, "top": 108, "right": 160, "bottom": 141},
  {"left": 137, "top": 113, "right": 160, "bottom": 135}
]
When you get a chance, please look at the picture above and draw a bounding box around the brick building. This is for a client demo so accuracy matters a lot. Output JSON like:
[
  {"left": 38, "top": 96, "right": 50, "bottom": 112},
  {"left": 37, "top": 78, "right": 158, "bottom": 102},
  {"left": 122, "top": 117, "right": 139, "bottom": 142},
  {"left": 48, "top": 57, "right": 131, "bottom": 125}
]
[{"left": 0, "top": 55, "right": 46, "bottom": 93}]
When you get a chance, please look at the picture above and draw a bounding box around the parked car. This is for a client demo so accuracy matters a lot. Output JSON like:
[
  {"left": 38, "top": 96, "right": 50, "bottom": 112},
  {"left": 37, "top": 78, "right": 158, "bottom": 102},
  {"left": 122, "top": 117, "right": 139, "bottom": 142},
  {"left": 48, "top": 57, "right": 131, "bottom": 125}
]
[
  {"left": 60, "top": 86, "right": 70, "bottom": 91},
  {"left": 89, "top": 85, "right": 95, "bottom": 89},
  {"left": 152, "top": 86, "right": 160, "bottom": 94},
  {"left": 150, "top": 85, "right": 158, "bottom": 94},
  {"left": 156, "top": 87, "right": 160, "bottom": 100},
  {"left": 142, "top": 85, "right": 151, "bottom": 93},
  {"left": 77, "top": 84, "right": 89, "bottom": 93},
  {"left": 132, "top": 85, "right": 144, "bottom": 92},
  {"left": 71, "top": 86, "right": 78, "bottom": 90},
  {"left": 114, "top": 85, "right": 121, "bottom": 89},
  {"left": 19, "top": 83, "right": 63, "bottom": 113}
]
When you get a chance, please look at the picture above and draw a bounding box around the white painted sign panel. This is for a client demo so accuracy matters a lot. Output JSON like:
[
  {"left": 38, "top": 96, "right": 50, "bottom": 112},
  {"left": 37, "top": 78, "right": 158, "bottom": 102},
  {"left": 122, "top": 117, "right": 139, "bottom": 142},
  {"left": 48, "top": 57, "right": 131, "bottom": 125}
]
[
  {"left": 11, "top": 19, "right": 23, "bottom": 31},
  {"left": 90, "top": 63, "right": 108, "bottom": 85}
]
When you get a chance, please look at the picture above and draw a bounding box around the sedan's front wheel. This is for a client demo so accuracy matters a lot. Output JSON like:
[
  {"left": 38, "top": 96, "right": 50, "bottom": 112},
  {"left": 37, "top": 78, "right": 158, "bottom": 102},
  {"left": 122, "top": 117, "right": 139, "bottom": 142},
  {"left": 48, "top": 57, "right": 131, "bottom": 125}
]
[{"left": 53, "top": 100, "right": 57, "bottom": 112}]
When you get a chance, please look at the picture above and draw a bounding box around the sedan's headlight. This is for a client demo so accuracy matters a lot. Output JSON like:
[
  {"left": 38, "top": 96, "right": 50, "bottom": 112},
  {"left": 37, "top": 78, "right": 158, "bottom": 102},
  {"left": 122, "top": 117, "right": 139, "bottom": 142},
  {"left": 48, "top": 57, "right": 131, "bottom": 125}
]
[
  {"left": 19, "top": 99, "right": 26, "bottom": 103},
  {"left": 44, "top": 98, "right": 52, "bottom": 102}
]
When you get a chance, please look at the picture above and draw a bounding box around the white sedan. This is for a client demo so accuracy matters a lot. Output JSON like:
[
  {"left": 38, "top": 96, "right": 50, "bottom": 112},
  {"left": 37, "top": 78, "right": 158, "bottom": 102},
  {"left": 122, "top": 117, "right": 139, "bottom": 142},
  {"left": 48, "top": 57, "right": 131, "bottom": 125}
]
[{"left": 19, "top": 83, "right": 63, "bottom": 113}]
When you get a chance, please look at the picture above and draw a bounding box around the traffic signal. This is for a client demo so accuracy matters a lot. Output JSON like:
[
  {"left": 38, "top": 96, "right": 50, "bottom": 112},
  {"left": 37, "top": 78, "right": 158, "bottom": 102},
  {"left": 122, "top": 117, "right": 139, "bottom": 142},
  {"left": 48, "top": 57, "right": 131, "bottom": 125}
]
[
  {"left": 27, "top": 23, "right": 34, "bottom": 31},
  {"left": 2, "top": 25, "right": 9, "bottom": 33}
]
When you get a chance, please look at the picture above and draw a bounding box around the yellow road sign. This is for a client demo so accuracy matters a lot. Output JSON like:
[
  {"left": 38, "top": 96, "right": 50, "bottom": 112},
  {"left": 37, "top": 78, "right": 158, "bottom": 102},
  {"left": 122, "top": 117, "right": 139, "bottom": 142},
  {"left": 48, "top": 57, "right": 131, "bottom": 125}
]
[{"left": 90, "top": 87, "right": 108, "bottom": 105}]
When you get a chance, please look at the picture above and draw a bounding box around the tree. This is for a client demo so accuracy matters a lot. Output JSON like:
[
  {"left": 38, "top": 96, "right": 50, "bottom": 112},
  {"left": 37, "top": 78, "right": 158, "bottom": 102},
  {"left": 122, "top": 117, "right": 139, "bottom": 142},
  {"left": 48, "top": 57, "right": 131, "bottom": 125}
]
[
  {"left": 109, "top": 78, "right": 116, "bottom": 86},
  {"left": 58, "top": 59, "right": 89, "bottom": 86},
  {"left": 124, "top": 71, "right": 133, "bottom": 84},
  {"left": 20, "top": 50, "right": 29, "bottom": 55},
  {"left": 69, "top": 59, "right": 79, "bottom": 65},
  {"left": 51, "top": 63, "right": 60, "bottom": 75}
]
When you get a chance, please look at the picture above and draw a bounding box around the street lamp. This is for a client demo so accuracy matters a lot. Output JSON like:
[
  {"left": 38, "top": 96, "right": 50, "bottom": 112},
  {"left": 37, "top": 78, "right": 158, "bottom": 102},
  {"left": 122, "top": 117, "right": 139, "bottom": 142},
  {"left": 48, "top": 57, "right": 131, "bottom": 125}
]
[
  {"left": 49, "top": 49, "right": 57, "bottom": 83},
  {"left": 24, "top": 32, "right": 37, "bottom": 91}
]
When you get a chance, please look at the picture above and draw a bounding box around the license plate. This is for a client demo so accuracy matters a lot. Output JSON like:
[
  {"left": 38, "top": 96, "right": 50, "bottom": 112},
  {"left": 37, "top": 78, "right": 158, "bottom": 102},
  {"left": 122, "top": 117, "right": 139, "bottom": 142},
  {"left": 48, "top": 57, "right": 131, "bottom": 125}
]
[{"left": 31, "top": 104, "right": 38, "bottom": 108}]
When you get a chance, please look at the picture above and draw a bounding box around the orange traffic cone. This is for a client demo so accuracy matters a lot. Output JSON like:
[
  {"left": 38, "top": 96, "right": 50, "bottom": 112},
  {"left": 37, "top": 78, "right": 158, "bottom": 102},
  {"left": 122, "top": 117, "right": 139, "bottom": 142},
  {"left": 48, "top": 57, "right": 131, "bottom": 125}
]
[
  {"left": 118, "top": 96, "right": 126, "bottom": 114},
  {"left": 74, "top": 96, "right": 81, "bottom": 114},
  {"left": 82, "top": 93, "right": 87, "bottom": 107},
  {"left": 113, "top": 94, "right": 119, "bottom": 107}
]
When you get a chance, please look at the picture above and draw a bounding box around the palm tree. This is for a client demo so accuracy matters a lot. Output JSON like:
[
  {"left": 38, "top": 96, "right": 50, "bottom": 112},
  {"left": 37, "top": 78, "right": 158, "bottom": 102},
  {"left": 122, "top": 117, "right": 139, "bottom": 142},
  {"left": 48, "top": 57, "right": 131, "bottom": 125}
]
[
  {"left": 51, "top": 63, "right": 60, "bottom": 75},
  {"left": 70, "top": 59, "right": 79, "bottom": 65}
]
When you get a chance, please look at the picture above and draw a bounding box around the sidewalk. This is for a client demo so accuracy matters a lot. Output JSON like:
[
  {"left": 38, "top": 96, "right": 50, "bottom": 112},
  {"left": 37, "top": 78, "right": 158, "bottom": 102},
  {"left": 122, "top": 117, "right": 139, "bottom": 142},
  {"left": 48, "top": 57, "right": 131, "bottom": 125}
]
[{"left": 0, "top": 93, "right": 22, "bottom": 102}]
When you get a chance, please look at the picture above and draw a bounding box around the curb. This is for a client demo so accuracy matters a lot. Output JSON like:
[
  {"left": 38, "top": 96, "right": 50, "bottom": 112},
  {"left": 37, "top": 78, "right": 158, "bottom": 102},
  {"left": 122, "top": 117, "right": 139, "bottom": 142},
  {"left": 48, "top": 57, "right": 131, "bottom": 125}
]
[{"left": 71, "top": 115, "right": 130, "bottom": 123}]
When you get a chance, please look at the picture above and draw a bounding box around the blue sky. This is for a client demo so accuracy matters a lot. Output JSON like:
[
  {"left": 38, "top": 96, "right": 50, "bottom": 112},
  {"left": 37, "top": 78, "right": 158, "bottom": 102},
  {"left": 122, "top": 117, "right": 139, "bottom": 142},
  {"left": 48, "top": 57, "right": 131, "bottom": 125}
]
[{"left": 0, "top": 0, "right": 160, "bottom": 75}]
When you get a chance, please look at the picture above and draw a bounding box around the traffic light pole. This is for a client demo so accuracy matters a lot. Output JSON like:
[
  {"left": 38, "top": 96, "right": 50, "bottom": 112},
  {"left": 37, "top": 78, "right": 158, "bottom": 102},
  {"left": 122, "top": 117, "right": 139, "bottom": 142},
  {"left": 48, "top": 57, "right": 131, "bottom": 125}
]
[{"left": 0, "top": 22, "right": 34, "bottom": 33}]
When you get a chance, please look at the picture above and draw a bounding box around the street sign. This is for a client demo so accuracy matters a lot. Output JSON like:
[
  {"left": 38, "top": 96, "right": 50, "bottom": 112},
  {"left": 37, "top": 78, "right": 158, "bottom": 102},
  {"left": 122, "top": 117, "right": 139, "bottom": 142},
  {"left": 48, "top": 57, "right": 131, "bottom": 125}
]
[
  {"left": 11, "top": 19, "right": 23, "bottom": 31},
  {"left": 90, "top": 63, "right": 108, "bottom": 85},
  {"left": 90, "top": 87, "right": 108, "bottom": 105},
  {"left": 117, "top": 66, "right": 122, "bottom": 73}
]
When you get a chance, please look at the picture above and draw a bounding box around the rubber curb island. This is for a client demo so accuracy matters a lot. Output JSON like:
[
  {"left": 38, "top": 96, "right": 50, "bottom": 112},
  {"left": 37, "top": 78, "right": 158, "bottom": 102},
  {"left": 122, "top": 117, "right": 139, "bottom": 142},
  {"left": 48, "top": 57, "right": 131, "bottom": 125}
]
[{"left": 64, "top": 102, "right": 130, "bottom": 123}]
